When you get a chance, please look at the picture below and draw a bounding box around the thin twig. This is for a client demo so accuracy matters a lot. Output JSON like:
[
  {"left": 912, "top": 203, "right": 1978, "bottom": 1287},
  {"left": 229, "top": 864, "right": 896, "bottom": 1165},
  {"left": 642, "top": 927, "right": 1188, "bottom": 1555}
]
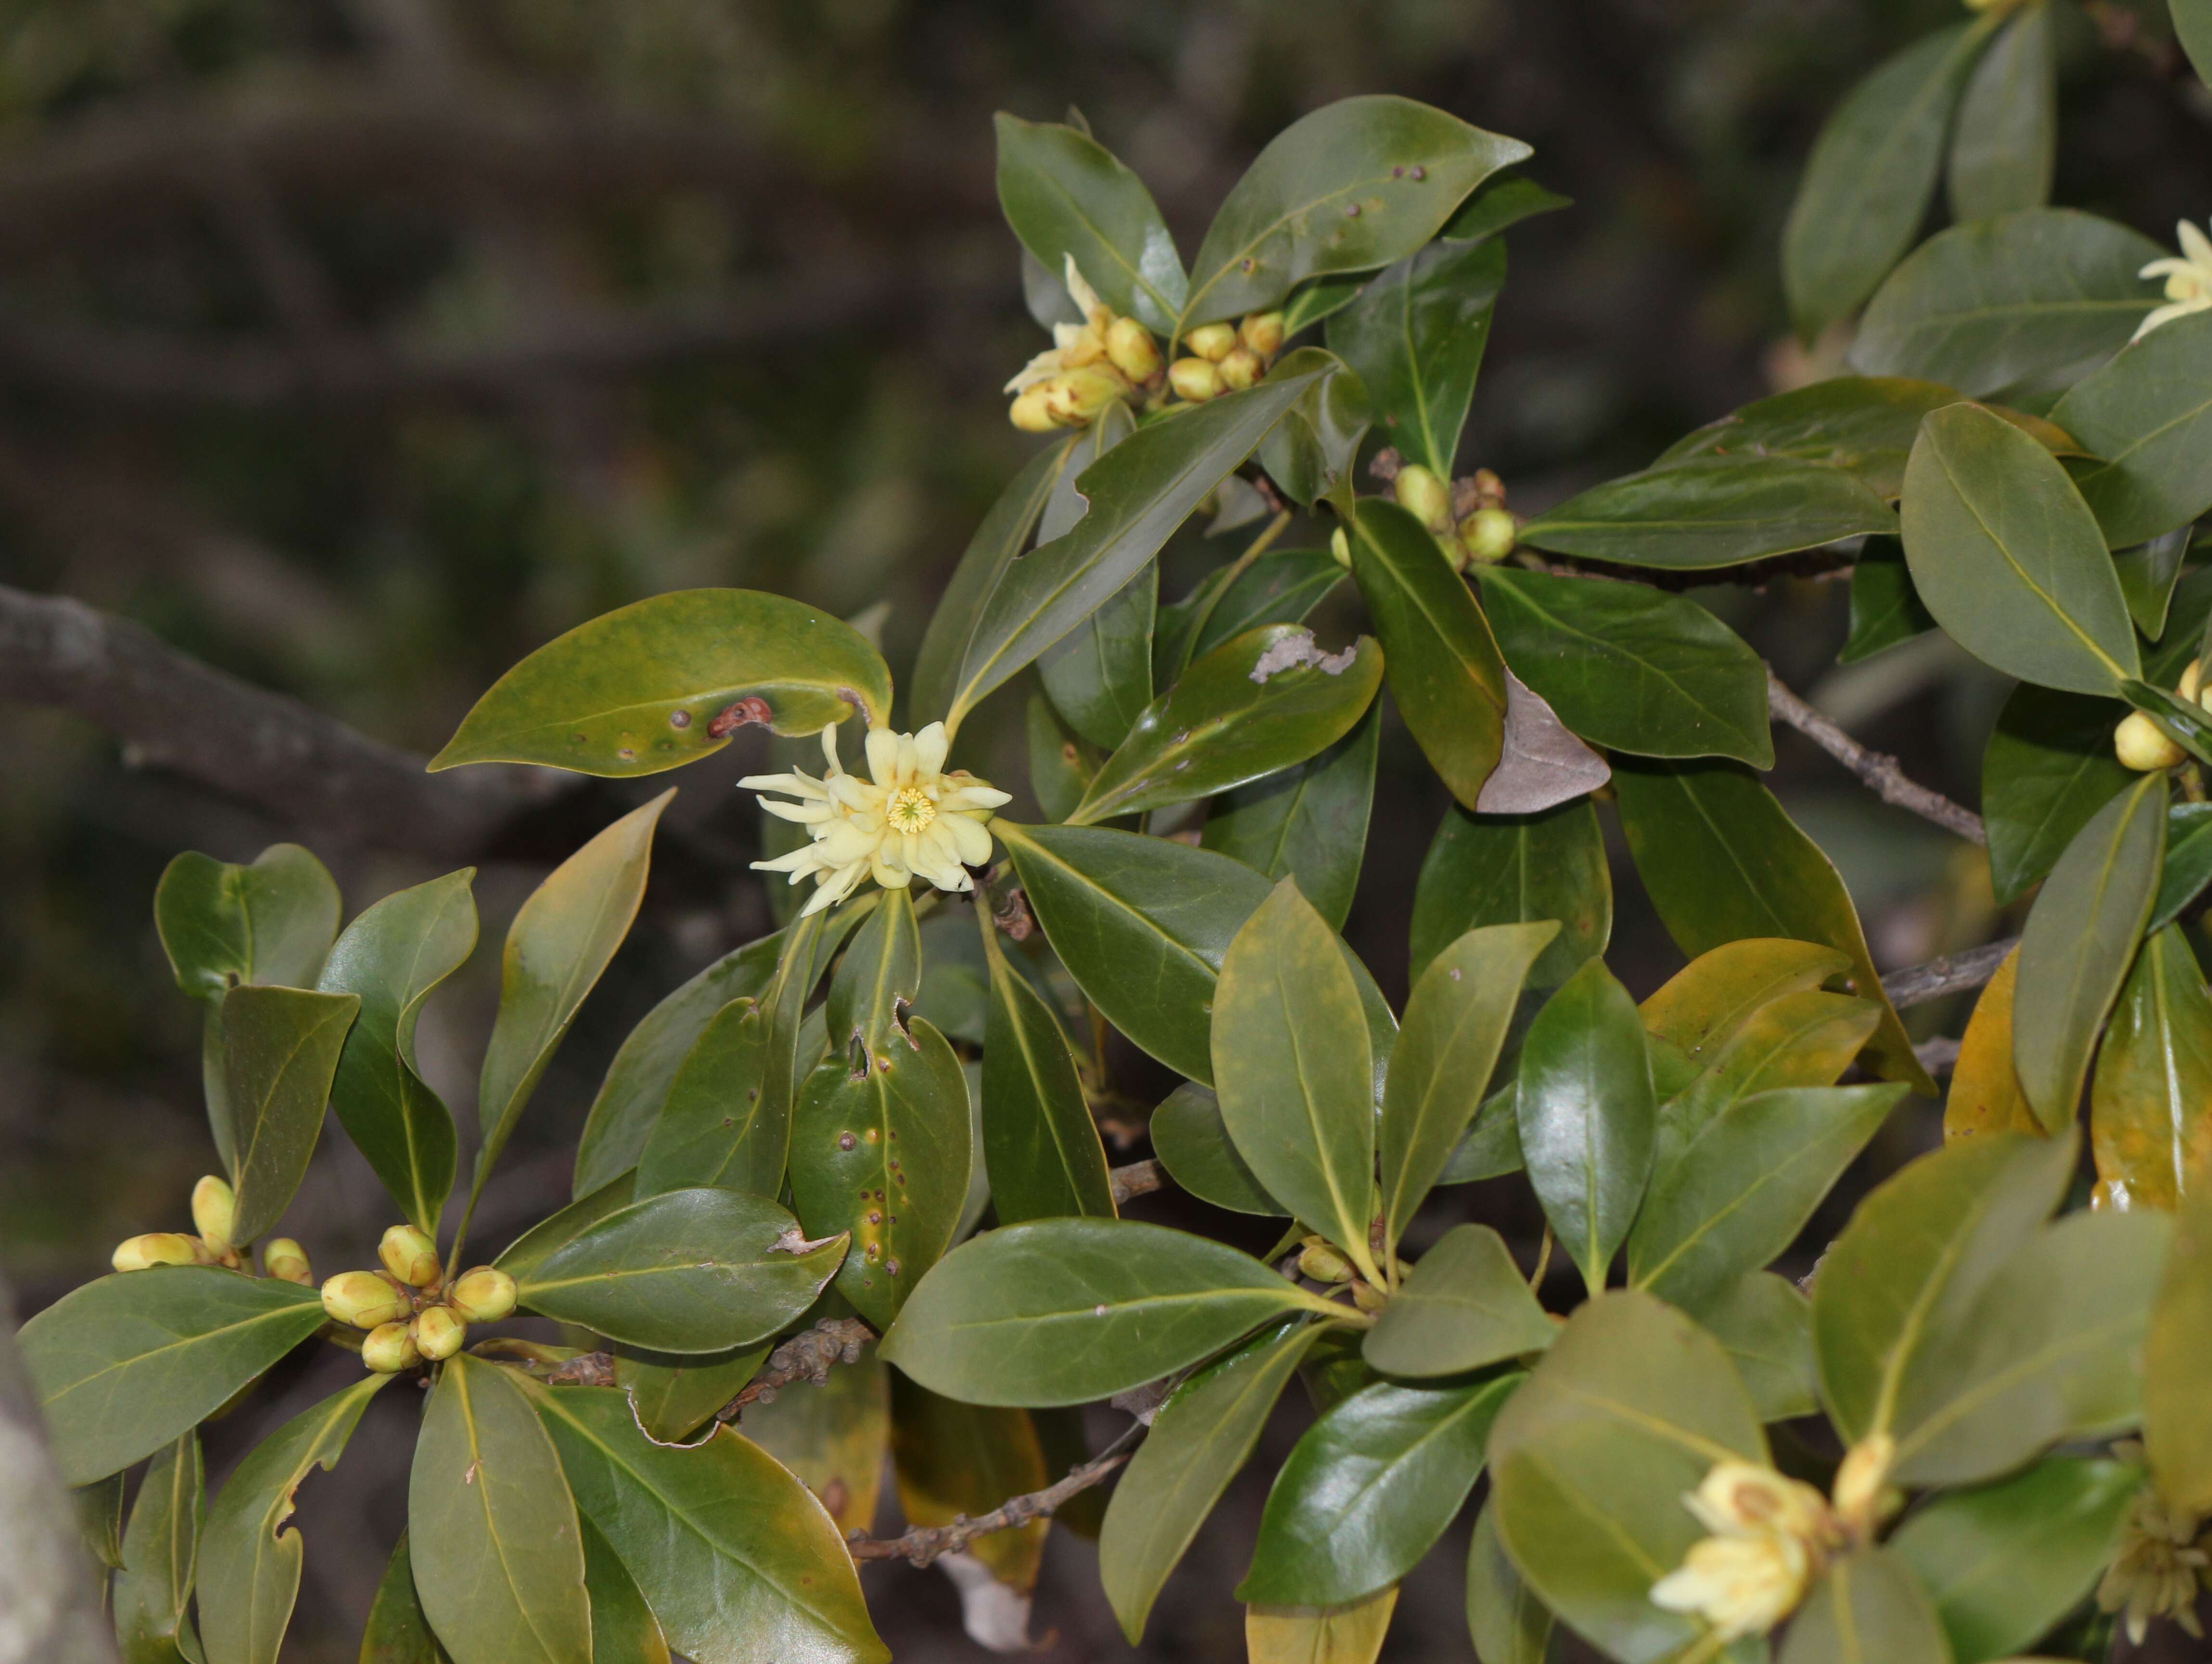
[
  {"left": 1767, "top": 668, "right": 1986, "bottom": 845},
  {"left": 849, "top": 1436, "right": 1139, "bottom": 1566},
  {"left": 1883, "top": 937, "right": 2015, "bottom": 1012},
  {"left": 1110, "top": 1159, "right": 1164, "bottom": 1206},
  {"left": 717, "top": 1317, "right": 876, "bottom": 1420}
]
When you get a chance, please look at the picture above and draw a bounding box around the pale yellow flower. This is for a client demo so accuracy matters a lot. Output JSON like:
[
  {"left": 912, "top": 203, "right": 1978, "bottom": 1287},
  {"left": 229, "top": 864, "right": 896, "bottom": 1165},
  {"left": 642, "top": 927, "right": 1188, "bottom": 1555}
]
[
  {"left": 746, "top": 722, "right": 1009, "bottom": 916},
  {"left": 2096, "top": 1448, "right": 2210, "bottom": 1645},
  {"left": 1682, "top": 1461, "right": 1833, "bottom": 1542},
  {"left": 1650, "top": 1532, "right": 1812, "bottom": 1641},
  {"left": 2134, "top": 220, "right": 2212, "bottom": 342}
]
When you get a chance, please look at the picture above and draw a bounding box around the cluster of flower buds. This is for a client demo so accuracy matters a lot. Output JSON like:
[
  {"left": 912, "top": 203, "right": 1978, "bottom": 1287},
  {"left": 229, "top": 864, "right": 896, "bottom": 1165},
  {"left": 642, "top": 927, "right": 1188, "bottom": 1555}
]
[
  {"left": 2115, "top": 658, "right": 2210, "bottom": 771},
  {"left": 1373, "top": 451, "right": 1518, "bottom": 571},
  {"left": 1164, "top": 310, "right": 1285, "bottom": 405},
  {"left": 111, "top": 1174, "right": 313, "bottom": 1283},
  {"left": 319, "top": 1222, "right": 516, "bottom": 1374},
  {"left": 1293, "top": 1233, "right": 1388, "bottom": 1313}
]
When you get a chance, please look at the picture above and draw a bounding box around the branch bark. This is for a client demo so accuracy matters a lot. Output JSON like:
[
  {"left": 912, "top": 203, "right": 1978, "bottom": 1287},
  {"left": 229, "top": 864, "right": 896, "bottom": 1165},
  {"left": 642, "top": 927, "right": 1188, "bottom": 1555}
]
[
  {"left": 1882, "top": 937, "right": 2015, "bottom": 1011},
  {"left": 1109, "top": 1159, "right": 1164, "bottom": 1206},
  {"left": 1767, "top": 668, "right": 1987, "bottom": 845},
  {"left": 847, "top": 1442, "right": 1136, "bottom": 1567}
]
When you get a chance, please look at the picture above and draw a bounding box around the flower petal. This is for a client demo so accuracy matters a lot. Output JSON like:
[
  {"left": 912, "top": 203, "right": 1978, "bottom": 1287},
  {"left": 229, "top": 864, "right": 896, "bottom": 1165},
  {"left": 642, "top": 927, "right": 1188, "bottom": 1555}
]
[{"left": 865, "top": 727, "right": 901, "bottom": 788}]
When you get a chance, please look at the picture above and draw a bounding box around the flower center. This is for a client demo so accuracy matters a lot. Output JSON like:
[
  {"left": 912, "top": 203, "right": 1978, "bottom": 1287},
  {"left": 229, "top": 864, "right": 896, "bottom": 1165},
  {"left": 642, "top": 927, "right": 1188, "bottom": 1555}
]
[{"left": 885, "top": 786, "right": 937, "bottom": 833}]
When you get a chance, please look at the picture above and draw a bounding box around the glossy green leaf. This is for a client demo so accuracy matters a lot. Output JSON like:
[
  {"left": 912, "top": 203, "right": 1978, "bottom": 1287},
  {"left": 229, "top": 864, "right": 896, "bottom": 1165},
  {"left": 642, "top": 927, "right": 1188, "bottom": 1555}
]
[
  {"left": 878, "top": 1216, "right": 1335, "bottom": 1405},
  {"left": 1466, "top": 1497, "right": 1552, "bottom": 1664},
  {"left": 1652, "top": 988, "right": 1879, "bottom": 1186},
  {"left": 76, "top": 1469, "right": 124, "bottom": 1573},
  {"left": 1203, "top": 703, "right": 1380, "bottom": 931},
  {"left": 1476, "top": 566, "right": 1772, "bottom": 764},
  {"left": 580, "top": 1512, "right": 671, "bottom": 1664},
  {"left": 1655, "top": 377, "right": 1963, "bottom": 500},
  {"left": 220, "top": 984, "right": 358, "bottom": 1245},
  {"left": 2014, "top": 771, "right": 2165, "bottom": 1131},
  {"left": 615, "top": 1342, "right": 767, "bottom": 1444},
  {"left": 740, "top": 1329, "right": 889, "bottom": 1536},
  {"left": 1947, "top": 0, "right": 2056, "bottom": 222},
  {"left": 538, "top": 1386, "right": 885, "bottom": 1664},
  {"left": 1781, "top": 20, "right": 1991, "bottom": 337},
  {"left": 316, "top": 871, "right": 474, "bottom": 1234},
  {"left": 1515, "top": 959, "right": 1656, "bottom": 1298},
  {"left": 2150, "top": 803, "right": 2212, "bottom": 933},
  {"left": 1240, "top": 1372, "right": 1519, "bottom": 1604},
  {"left": 1612, "top": 756, "right": 1933, "bottom": 1092},
  {"left": 1180, "top": 95, "right": 1529, "bottom": 328},
  {"left": 2146, "top": 1175, "right": 2212, "bottom": 1510},
  {"left": 1410, "top": 800, "right": 1609, "bottom": 989},
  {"left": 1178, "top": 548, "right": 1346, "bottom": 671},
  {"left": 1381, "top": 923, "right": 1556, "bottom": 1248},
  {"left": 980, "top": 919, "right": 1114, "bottom": 1224},
  {"left": 1212, "top": 879, "right": 1379, "bottom": 1276},
  {"left": 1698, "top": 1270, "right": 1821, "bottom": 1422},
  {"left": 1439, "top": 171, "right": 1572, "bottom": 243},
  {"left": 2116, "top": 524, "right": 2194, "bottom": 640},
  {"left": 410, "top": 1355, "right": 590, "bottom": 1664},
  {"left": 633, "top": 999, "right": 782, "bottom": 1199},
  {"left": 1148, "top": 1082, "right": 1286, "bottom": 1215},
  {"left": 476, "top": 792, "right": 670, "bottom": 1201},
  {"left": 1325, "top": 234, "right": 1504, "bottom": 478},
  {"left": 1777, "top": 1549, "right": 1951, "bottom": 1664},
  {"left": 112, "top": 1433, "right": 202, "bottom": 1664},
  {"left": 1437, "top": 1084, "right": 1525, "bottom": 1186},
  {"left": 361, "top": 1534, "right": 449, "bottom": 1664},
  {"left": 1025, "top": 691, "right": 1098, "bottom": 823},
  {"left": 197, "top": 1373, "right": 387, "bottom": 1664},
  {"left": 1364, "top": 1224, "right": 1553, "bottom": 1378},
  {"left": 516, "top": 1187, "right": 845, "bottom": 1353},
  {"left": 1841, "top": 537, "right": 1937, "bottom": 662},
  {"left": 493, "top": 1172, "right": 636, "bottom": 1283},
  {"left": 1041, "top": 561, "right": 1157, "bottom": 753},
  {"left": 431, "top": 590, "right": 892, "bottom": 774},
  {"left": 2092, "top": 923, "right": 2212, "bottom": 1209},
  {"left": 788, "top": 1016, "right": 970, "bottom": 1328},
  {"left": 1982, "top": 684, "right": 2132, "bottom": 903},
  {"left": 1850, "top": 209, "right": 2164, "bottom": 396},
  {"left": 1628, "top": 1084, "right": 1903, "bottom": 1312},
  {"left": 1901, "top": 401, "right": 2140, "bottom": 695},
  {"left": 994, "top": 114, "right": 1186, "bottom": 333},
  {"left": 1488, "top": 1292, "right": 1766, "bottom": 1664},
  {"left": 1518, "top": 456, "right": 1897, "bottom": 571},
  {"left": 1253, "top": 346, "right": 1372, "bottom": 509},
  {"left": 155, "top": 844, "right": 340, "bottom": 1001},
  {"left": 825, "top": 886, "right": 920, "bottom": 1067},
  {"left": 22, "top": 1269, "right": 328, "bottom": 1487},
  {"left": 1345, "top": 496, "right": 1508, "bottom": 808},
  {"left": 2053, "top": 310, "right": 2212, "bottom": 548},
  {"left": 1101, "top": 1320, "right": 1322, "bottom": 1643}
]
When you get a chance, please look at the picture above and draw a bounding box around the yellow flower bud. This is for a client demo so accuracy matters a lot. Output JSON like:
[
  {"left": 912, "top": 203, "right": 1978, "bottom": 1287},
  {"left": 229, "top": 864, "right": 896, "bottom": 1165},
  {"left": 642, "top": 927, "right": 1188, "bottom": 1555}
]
[
  {"left": 1060, "top": 325, "right": 1109, "bottom": 369},
  {"left": 1216, "top": 345, "right": 1262, "bottom": 392},
  {"left": 1830, "top": 1435, "right": 1898, "bottom": 1534},
  {"left": 1185, "top": 322, "right": 1239, "bottom": 363},
  {"left": 2185, "top": 658, "right": 2207, "bottom": 707},
  {"left": 112, "top": 1232, "right": 206, "bottom": 1273},
  {"left": 262, "top": 1238, "right": 313, "bottom": 1286},
  {"left": 1239, "top": 311, "right": 1286, "bottom": 361},
  {"left": 190, "top": 1175, "right": 236, "bottom": 1254},
  {"left": 413, "top": 1306, "right": 467, "bottom": 1362},
  {"left": 1168, "top": 357, "right": 1222, "bottom": 403},
  {"left": 1009, "top": 385, "right": 1059, "bottom": 432},
  {"left": 1329, "top": 527, "right": 1351, "bottom": 570},
  {"left": 322, "top": 1269, "right": 413, "bottom": 1330},
  {"left": 1105, "top": 316, "right": 1162, "bottom": 383},
  {"left": 1460, "top": 505, "right": 1518, "bottom": 565},
  {"left": 447, "top": 1265, "right": 518, "bottom": 1324},
  {"left": 1040, "top": 367, "right": 1129, "bottom": 427},
  {"left": 2116, "top": 711, "right": 2186, "bottom": 772},
  {"left": 379, "top": 1224, "right": 442, "bottom": 1289},
  {"left": 1297, "top": 1237, "right": 1355, "bottom": 1284},
  {"left": 1394, "top": 464, "right": 1452, "bottom": 533},
  {"left": 1351, "top": 1280, "right": 1388, "bottom": 1313},
  {"left": 361, "top": 1320, "right": 421, "bottom": 1374}
]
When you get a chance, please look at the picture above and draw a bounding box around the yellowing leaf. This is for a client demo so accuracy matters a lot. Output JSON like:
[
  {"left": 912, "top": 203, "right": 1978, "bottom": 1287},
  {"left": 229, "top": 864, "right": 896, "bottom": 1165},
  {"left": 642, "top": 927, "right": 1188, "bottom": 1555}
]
[
  {"left": 1944, "top": 948, "right": 2038, "bottom": 1142},
  {"left": 1245, "top": 1586, "right": 1397, "bottom": 1664}
]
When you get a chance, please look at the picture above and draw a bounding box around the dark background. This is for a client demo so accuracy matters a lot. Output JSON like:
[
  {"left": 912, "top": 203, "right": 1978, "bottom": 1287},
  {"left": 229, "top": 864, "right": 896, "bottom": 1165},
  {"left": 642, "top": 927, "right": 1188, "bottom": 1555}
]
[{"left": 1, "top": 0, "right": 2206, "bottom": 1656}]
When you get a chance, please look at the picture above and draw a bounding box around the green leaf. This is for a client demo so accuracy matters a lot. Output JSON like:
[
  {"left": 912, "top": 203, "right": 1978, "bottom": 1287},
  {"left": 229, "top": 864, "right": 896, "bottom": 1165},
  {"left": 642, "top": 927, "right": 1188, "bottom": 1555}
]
[
  {"left": 1175, "top": 548, "right": 1346, "bottom": 673},
  {"left": 826, "top": 885, "right": 922, "bottom": 1066},
  {"left": 1628, "top": 1084, "right": 1904, "bottom": 1312},
  {"left": 946, "top": 371, "right": 1324, "bottom": 728},
  {"left": 1890, "top": 1456, "right": 2139, "bottom": 1664},
  {"left": 1101, "top": 1320, "right": 1323, "bottom": 1643},
  {"left": 1253, "top": 347, "right": 1373, "bottom": 509},
  {"left": 113, "top": 1433, "right": 202, "bottom": 1664},
  {"left": 1149, "top": 1082, "right": 1286, "bottom": 1215},
  {"left": 21, "top": 1269, "right": 328, "bottom": 1486},
  {"left": 580, "top": 1512, "right": 672, "bottom": 1664},
  {"left": 317, "top": 871, "right": 474, "bottom": 1235},
  {"left": 1650, "top": 989, "right": 1881, "bottom": 1179},
  {"left": 788, "top": 1017, "right": 971, "bottom": 1328},
  {"left": 1698, "top": 1271, "right": 1821, "bottom": 1423},
  {"left": 740, "top": 1328, "right": 890, "bottom": 1537},
  {"left": 2092, "top": 923, "right": 2212, "bottom": 1209},
  {"left": 1438, "top": 172, "right": 1572, "bottom": 244},
  {"left": 1981, "top": 684, "right": 2131, "bottom": 904},
  {"left": 980, "top": 919, "right": 1115, "bottom": 1224},
  {"left": 361, "top": 1534, "right": 449, "bottom": 1664},
  {"left": 2178, "top": 0, "right": 2212, "bottom": 81},
  {"left": 1179, "top": 95, "right": 1529, "bottom": 329},
  {"left": 1487, "top": 1291, "right": 1766, "bottom": 1664},
  {"left": 475, "top": 792, "right": 670, "bottom": 1202},
  {"left": 155, "top": 844, "right": 340, "bottom": 1001},
  {"left": 615, "top": 1343, "right": 768, "bottom": 1444},
  {"left": 217, "top": 985, "right": 358, "bottom": 1245},
  {"left": 1025, "top": 691, "right": 1099, "bottom": 823},
  {"left": 2053, "top": 311, "right": 2212, "bottom": 548},
  {"left": 1325, "top": 234, "right": 1505, "bottom": 478},
  {"left": 1781, "top": 20, "right": 1992, "bottom": 338},
  {"left": 1071, "top": 624, "right": 1382, "bottom": 825},
  {"left": 1437, "top": 1085, "right": 1525, "bottom": 1186},
  {"left": 515, "top": 1187, "right": 846, "bottom": 1353},
  {"left": 2147, "top": 1175, "right": 2212, "bottom": 1511},
  {"left": 1655, "top": 377, "right": 1966, "bottom": 500},
  {"left": 1515, "top": 959, "right": 1656, "bottom": 1298},
  {"left": 2014, "top": 771, "right": 2166, "bottom": 1131},
  {"left": 1380, "top": 923, "right": 1556, "bottom": 1248},
  {"left": 409, "top": 1356, "right": 590, "bottom": 1664},
  {"left": 1850, "top": 208, "right": 2164, "bottom": 397},
  {"left": 1612, "top": 756, "right": 1933, "bottom": 1092},
  {"left": 633, "top": 998, "right": 781, "bottom": 1199},
  {"left": 429, "top": 591, "right": 892, "bottom": 774},
  {"left": 993, "top": 115, "right": 1186, "bottom": 333},
  {"left": 1410, "top": 800, "right": 1609, "bottom": 989},
  {"left": 493, "top": 1172, "right": 636, "bottom": 1284},
  {"left": 1203, "top": 703, "right": 1380, "bottom": 931},
  {"left": 1466, "top": 1497, "right": 1552, "bottom": 1664},
  {"left": 1344, "top": 496, "right": 1508, "bottom": 808},
  {"left": 1364, "top": 1225, "right": 1553, "bottom": 1378},
  {"left": 1841, "top": 537, "right": 1937, "bottom": 662},
  {"left": 911, "top": 441, "right": 1070, "bottom": 728},
  {"left": 1811, "top": 1129, "right": 2074, "bottom": 1449},
  {"left": 1475, "top": 567, "right": 1773, "bottom": 765},
  {"left": 1947, "top": 1, "right": 2056, "bottom": 223},
  {"left": 197, "top": 1373, "right": 387, "bottom": 1664},
  {"left": 1901, "top": 401, "right": 2140, "bottom": 695},
  {"left": 2116, "top": 525, "right": 2195, "bottom": 640},
  {"left": 2151, "top": 802, "right": 2212, "bottom": 932},
  {"left": 1240, "top": 1373, "right": 1519, "bottom": 1604},
  {"left": 1212, "top": 879, "right": 1380, "bottom": 1276},
  {"left": 878, "top": 1216, "right": 1335, "bottom": 1405},
  {"left": 76, "top": 1469, "right": 124, "bottom": 1572},
  {"left": 1777, "top": 1550, "right": 1952, "bottom": 1664},
  {"left": 537, "top": 1386, "right": 885, "bottom": 1664},
  {"left": 1040, "top": 560, "right": 1157, "bottom": 753},
  {"left": 1518, "top": 456, "right": 1898, "bottom": 571}
]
